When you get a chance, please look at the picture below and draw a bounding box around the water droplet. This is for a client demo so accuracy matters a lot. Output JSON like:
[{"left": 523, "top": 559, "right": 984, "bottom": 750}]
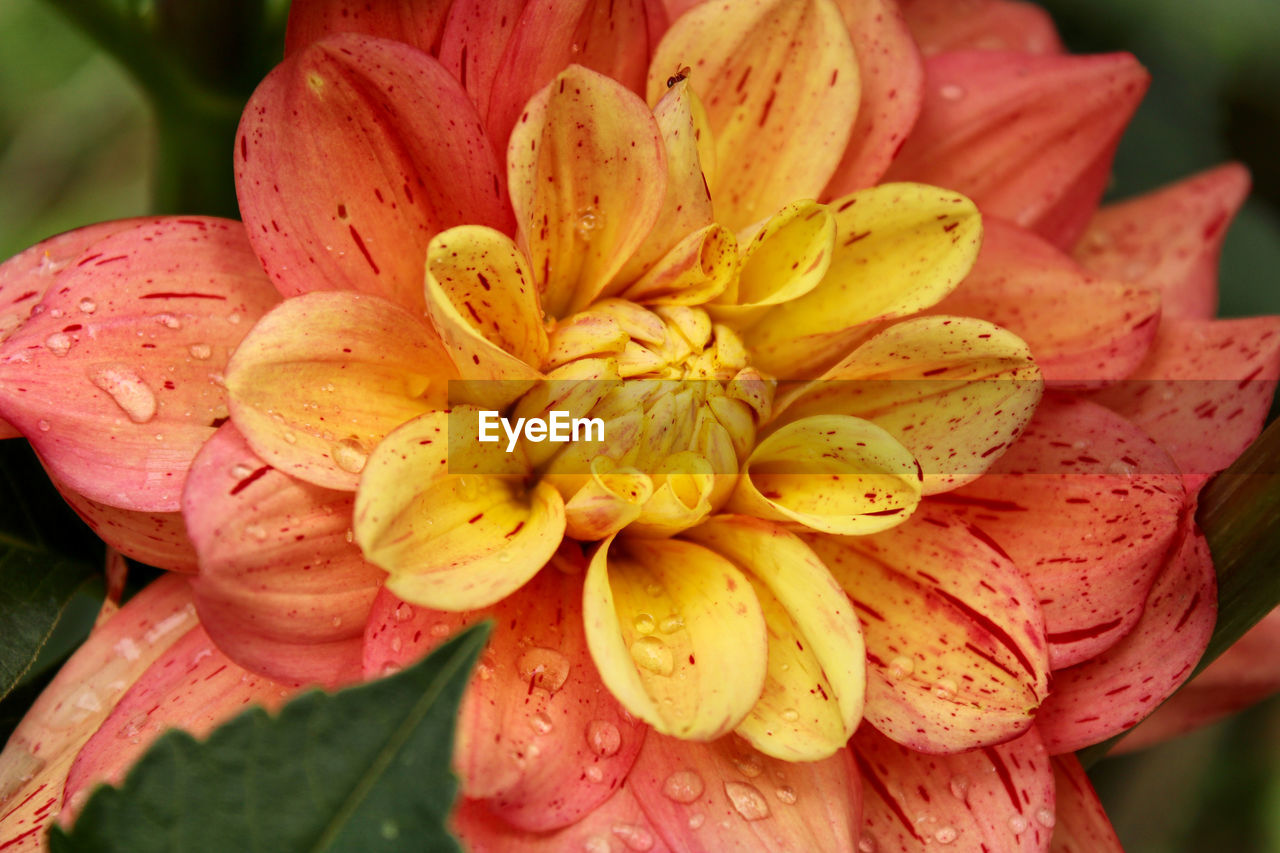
[
  {"left": 612, "top": 823, "right": 655, "bottom": 851},
  {"left": 775, "top": 786, "right": 797, "bottom": 805},
  {"left": 932, "top": 678, "right": 958, "bottom": 701},
  {"left": 390, "top": 635, "right": 402, "bottom": 653},
  {"left": 393, "top": 603, "right": 414, "bottom": 623},
  {"left": 585, "top": 765, "right": 604, "bottom": 783},
  {"left": 582, "top": 836, "right": 610, "bottom": 853},
  {"left": 888, "top": 656, "right": 914, "bottom": 680},
  {"left": 77, "top": 297, "right": 97, "bottom": 314},
  {"left": 940, "top": 84, "right": 966, "bottom": 101},
  {"left": 380, "top": 819, "right": 399, "bottom": 840},
  {"left": 246, "top": 524, "right": 268, "bottom": 542},
  {"left": 858, "top": 834, "right": 877, "bottom": 853},
  {"left": 116, "top": 713, "right": 147, "bottom": 739},
  {"left": 688, "top": 813, "right": 705, "bottom": 829},
  {"left": 780, "top": 708, "right": 799, "bottom": 722},
  {"left": 1035, "top": 807, "right": 1055, "bottom": 828},
  {"left": 228, "top": 312, "right": 242, "bottom": 325},
  {"left": 633, "top": 612, "right": 656, "bottom": 634},
  {"left": 1107, "top": 459, "right": 1135, "bottom": 476},
  {"left": 430, "top": 622, "right": 451, "bottom": 638},
  {"left": 44, "top": 332, "right": 73, "bottom": 356},
  {"left": 575, "top": 207, "right": 600, "bottom": 240},
  {"left": 1009, "top": 815, "right": 1028, "bottom": 834},
  {"left": 283, "top": 431, "right": 297, "bottom": 444},
  {"left": 935, "top": 826, "right": 958, "bottom": 844},
  {"left": 645, "top": 582, "right": 663, "bottom": 596},
  {"left": 36, "top": 419, "right": 50, "bottom": 432},
  {"left": 189, "top": 343, "right": 213, "bottom": 360},
  {"left": 658, "top": 614, "right": 684, "bottom": 634},
  {"left": 331, "top": 615, "right": 343, "bottom": 627},
  {"left": 586, "top": 720, "right": 622, "bottom": 756},
  {"left": 949, "top": 775, "right": 970, "bottom": 802},
  {"left": 73, "top": 687, "right": 102, "bottom": 712},
  {"left": 517, "top": 647, "right": 571, "bottom": 692},
  {"left": 724, "top": 781, "right": 769, "bottom": 821},
  {"left": 89, "top": 365, "right": 157, "bottom": 423},
  {"left": 155, "top": 313, "right": 182, "bottom": 329},
  {"left": 734, "top": 752, "right": 764, "bottom": 778},
  {"left": 531, "top": 711, "right": 554, "bottom": 735},
  {"left": 344, "top": 527, "right": 355, "bottom": 543},
  {"left": 49, "top": 308, "right": 63, "bottom": 319},
  {"left": 630, "top": 636, "right": 674, "bottom": 676},
  {"left": 663, "top": 769, "right": 705, "bottom": 803},
  {"left": 330, "top": 436, "right": 368, "bottom": 474},
  {"left": 230, "top": 462, "right": 253, "bottom": 479}
]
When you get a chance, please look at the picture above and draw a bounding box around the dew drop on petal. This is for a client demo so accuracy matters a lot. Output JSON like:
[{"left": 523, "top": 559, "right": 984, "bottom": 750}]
[
  {"left": 585, "top": 765, "right": 604, "bottom": 783},
  {"left": 78, "top": 297, "right": 97, "bottom": 314},
  {"left": 858, "top": 834, "right": 877, "bottom": 853},
  {"left": 530, "top": 711, "right": 554, "bottom": 735},
  {"left": 645, "top": 582, "right": 663, "bottom": 596},
  {"left": 734, "top": 752, "right": 764, "bottom": 778},
  {"left": 230, "top": 462, "right": 253, "bottom": 479},
  {"left": 633, "top": 612, "right": 656, "bottom": 634},
  {"left": 390, "top": 635, "right": 402, "bottom": 653},
  {"left": 1009, "top": 815, "right": 1028, "bottom": 834},
  {"left": 658, "top": 614, "right": 684, "bottom": 634},
  {"left": 775, "top": 786, "right": 797, "bottom": 805},
  {"left": 940, "top": 84, "right": 965, "bottom": 101},
  {"left": 44, "top": 332, "right": 73, "bottom": 356},
  {"left": 582, "top": 836, "right": 609, "bottom": 853},
  {"left": 949, "top": 775, "right": 971, "bottom": 802},
  {"left": 330, "top": 436, "right": 368, "bottom": 474},
  {"left": 89, "top": 365, "right": 157, "bottom": 423},
  {"left": 246, "top": 524, "right": 268, "bottom": 542},
  {"left": 575, "top": 207, "right": 600, "bottom": 240},
  {"left": 189, "top": 343, "right": 213, "bottom": 360},
  {"left": 688, "top": 813, "right": 705, "bottom": 830},
  {"left": 888, "top": 656, "right": 914, "bottom": 680},
  {"left": 662, "top": 770, "right": 704, "bottom": 803},
  {"left": 36, "top": 419, "right": 50, "bottom": 432},
  {"left": 780, "top": 708, "right": 799, "bottom": 722},
  {"left": 586, "top": 720, "right": 622, "bottom": 757},
  {"left": 116, "top": 713, "right": 147, "bottom": 739},
  {"left": 517, "top": 647, "right": 571, "bottom": 692},
  {"left": 1035, "top": 807, "right": 1055, "bottom": 828},
  {"left": 933, "top": 678, "right": 958, "bottom": 701},
  {"left": 430, "top": 622, "right": 450, "bottom": 638},
  {"left": 935, "top": 826, "right": 958, "bottom": 844},
  {"left": 155, "top": 313, "right": 182, "bottom": 329},
  {"left": 393, "top": 603, "right": 414, "bottom": 623},
  {"left": 630, "top": 636, "right": 674, "bottom": 676},
  {"left": 611, "top": 823, "right": 655, "bottom": 851},
  {"left": 724, "top": 782, "right": 769, "bottom": 821}
]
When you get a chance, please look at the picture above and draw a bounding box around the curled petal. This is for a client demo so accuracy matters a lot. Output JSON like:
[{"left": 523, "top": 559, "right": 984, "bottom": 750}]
[
  {"left": 808, "top": 508, "right": 1049, "bottom": 753},
  {"left": 364, "top": 569, "right": 648, "bottom": 833},
  {"left": 0, "top": 576, "right": 196, "bottom": 847},
  {"left": 564, "top": 460, "right": 654, "bottom": 540},
  {"left": 284, "top": 0, "right": 450, "bottom": 55},
  {"left": 935, "top": 395, "right": 1184, "bottom": 668},
  {"left": 885, "top": 51, "right": 1148, "bottom": 248},
  {"left": 0, "top": 218, "right": 278, "bottom": 512},
  {"left": 684, "top": 516, "right": 864, "bottom": 760},
  {"left": 185, "top": 425, "right": 382, "bottom": 686},
  {"left": 1037, "top": 518, "right": 1216, "bottom": 754},
  {"left": 745, "top": 185, "right": 982, "bottom": 377},
  {"left": 53, "top": 475, "right": 197, "bottom": 573},
  {"left": 622, "top": 224, "right": 738, "bottom": 306},
  {"left": 1049, "top": 754, "right": 1124, "bottom": 852},
  {"left": 779, "top": 316, "right": 1043, "bottom": 493},
  {"left": 729, "top": 414, "right": 923, "bottom": 535},
  {"left": 225, "top": 291, "right": 452, "bottom": 491},
  {"left": 901, "top": 0, "right": 1064, "bottom": 56},
  {"left": 583, "top": 535, "right": 767, "bottom": 740},
  {"left": 853, "top": 725, "right": 1055, "bottom": 852},
  {"left": 648, "top": 0, "right": 861, "bottom": 230},
  {"left": 1074, "top": 163, "right": 1250, "bottom": 320},
  {"left": 934, "top": 218, "right": 1160, "bottom": 386},
  {"left": 237, "top": 33, "right": 511, "bottom": 313},
  {"left": 716, "top": 200, "right": 834, "bottom": 316},
  {"left": 508, "top": 65, "right": 667, "bottom": 317},
  {"left": 354, "top": 408, "right": 565, "bottom": 610}
]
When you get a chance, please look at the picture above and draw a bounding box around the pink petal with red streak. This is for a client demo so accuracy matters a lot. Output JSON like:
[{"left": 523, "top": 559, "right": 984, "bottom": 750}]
[
  {"left": 52, "top": 471, "right": 198, "bottom": 573},
  {"left": 454, "top": 785, "right": 673, "bottom": 853},
  {"left": 0, "top": 217, "right": 279, "bottom": 512},
  {"left": 1048, "top": 755, "right": 1124, "bottom": 852},
  {"left": 934, "top": 395, "right": 1185, "bottom": 668},
  {"left": 284, "top": 0, "right": 452, "bottom": 55},
  {"left": 900, "top": 0, "right": 1063, "bottom": 57}
]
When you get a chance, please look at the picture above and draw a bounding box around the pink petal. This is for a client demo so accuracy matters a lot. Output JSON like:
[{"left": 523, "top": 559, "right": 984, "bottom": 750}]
[
  {"left": 931, "top": 218, "right": 1160, "bottom": 387},
  {"left": 1074, "top": 164, "right": 1250, "bottom": 320},
  {"left": 0, "top": 218, "right": 279, "bottom": 512},
  {"left": 822, "top": 0, "right": 925, "bottom": 195},
  {"left": 1048, "top": 754, "right": 1124, "bottom": 852},
  {"left": 1037, "top": 516, "right": 1215, "bottom": 753},
  {"left": 51, "top": 471, "right": 198, "bottom": 573},
  {"left": 184, "top": 424, "right": 382, "bottom": 687},
  {"left": 900, "top": 0, "right": 1064, "bottom": 57},
  {"left": 934, "top": 395, "right": 1185, "bottom": 668},
  {"left": 363, "top": 562, "right": 647, "bottom": 833},
  {"left": 884, "top": 51, "right": 1148, "bottom": 249},
  {"left": 284, "top": 0, "right": 452, "bottom": 55},
  {"left": 62, "top": 625, "right": 294, "bottom": 821},
  {"left": 236, "top": 33, "right": 511, "bottom": 314},
  {"left": 627, "top": 731, "right": 862, "bottom": 851},
  {"left": 454, "top": 785, "right": 673, "bottom": 852},
  {"left": 1117, "top": 609, "right": 1280, "bottom": 753},
  {"left": 852, "top": 725, "right": 1056, "bottom": 851},
  {"left": 1090, "top": 316, "right": 1280, "bottom": 492},
  {"left": 0, "top": 575, "right": 197, "bottom": 848}
]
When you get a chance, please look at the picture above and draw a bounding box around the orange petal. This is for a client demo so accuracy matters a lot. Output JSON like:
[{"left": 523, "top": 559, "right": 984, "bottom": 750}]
[
  {"left": 1074, "top": 163, "right": 1250, "bottom": 320},
  {"left": 225, "top": 291, "right": 452, "bottom": 491},
  {"left": 1037, "top": 517, "right": 1216, "bottom": 754},
  {"left": 807, "top": 507, "right": 1049, "bottom": 753},
  {"left": 648, "top": 0, "right": 861, "bottom": 230},
  {"left": 901, "top": 0, "right": 1064, "bottom": 56},
  {"left": 236, "top": 33, "right": 511, "bottom": 314},
  {"left": 284, "top": 0, "right": 450, "bottom": 55},
  {"left": 885, "top": 51, "right": 1148, "bottom": 249},
  {"left": 454, "top": 786, "right": 673, "bottom": 853},
  {"left": 184, "top": 424, "right": 382, "bottom": 687},
  {"left": 1048, "top": 754, "right": 1124, "bottom": 852},
  {"left": 627, "top": 731, "right": 862, "bottom": 851},
  {"left": 932, "top": 218, "right": 1161, "bottom": 387},
  {"left": 0, "top": 218, "right": 279, "bottom": 512},
  {"left": 53, "top": 473, "right": 198, "bottom": 573},
  {"left": 508, "top": 65, "right": 667, "bottom": 317},
  {"left": 934, "top": 395, "right": 1185, "bottom": 668},
  {"left": 853, "top": 725, "right": 1056, "bottom": 851}
]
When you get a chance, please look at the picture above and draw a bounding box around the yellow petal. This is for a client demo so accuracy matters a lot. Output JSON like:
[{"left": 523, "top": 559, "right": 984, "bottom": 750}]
[
  {"left": 508, "top": 64, "right": 667, "bottom": 318},
  {"left": 745, "top": 183, "right": 983, "bottom": 377},
  {"left": 620, "top": 224, "right": 738, "bottom": 306},
  {"left": 684, "top": 516, "right": 865, "bottom": 760},
  {"left": 648, "top": 0, "right": 860, "bottom": 229},
  {"left": 777, "top": 316, "right": 1044, "bottom": 493},
  {"left": 563, "top": 458, "right": 654, "bottom": 541},
  {"left": 226, "top": 292, "right": 451, "bottom": 490},
  {"left": 583, "top": 535, "right": 767, "bottom": 740},
  {"left": 353, "top": 407, "right": 565, "bottom": 610},
  {"left": 728, "top": 414, "right": 923, "bottom": 534}
]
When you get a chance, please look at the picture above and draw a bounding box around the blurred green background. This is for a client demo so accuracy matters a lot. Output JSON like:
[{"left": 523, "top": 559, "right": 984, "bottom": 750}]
[{"left": 0, "top": 0, "right": 1278, "bottom": 850}]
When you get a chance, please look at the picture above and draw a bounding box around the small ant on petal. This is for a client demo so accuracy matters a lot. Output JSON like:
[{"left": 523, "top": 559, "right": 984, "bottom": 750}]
[{"left": 666, "top": 65, "right": 691, "bottom": 88}]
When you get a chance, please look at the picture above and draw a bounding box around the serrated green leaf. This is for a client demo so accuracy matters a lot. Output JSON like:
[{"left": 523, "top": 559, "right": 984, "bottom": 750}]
[{"left": 48, "top": 622, "right": 491, "bottom": 853}]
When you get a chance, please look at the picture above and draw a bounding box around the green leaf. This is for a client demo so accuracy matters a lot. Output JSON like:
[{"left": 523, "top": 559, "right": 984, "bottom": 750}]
[{"left": 48, "top": 622, "right": 491, "bottom": 853}]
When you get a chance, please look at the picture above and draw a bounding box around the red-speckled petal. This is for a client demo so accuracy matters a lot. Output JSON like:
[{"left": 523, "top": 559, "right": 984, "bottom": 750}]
[
  {"left": 236, "top": 33, "right": 511, "bottom": 314},
  {"left": 1074, "top": 164, "right": 1250, "bottom": 320},
  {"left": 823, "top": 0, "right": 924, "bottom": 195},
  {"left": 62, "top": 626, "right": 294, "bottom": 822},
  {"left": 454, "top": 786, "right": 673, "bottom": 853},
  {"left": 0, "top": 575, "right": 196, "bottom": 850},
  {"left": 284, "top": 0, "right": 451, "bottom": 55},
  {"left": 52, "top": 472, "right": 198, "bottom": 573},
  {"left": 935, "top": 395, "right": 1185, "bottom": 668},
  {"left": 932, "top": 218, "right": 1160, "bottom": 387},
  {"left": 1048, "top": 754, "right": 1124, "bottom": 852},
  {"left": 885, "top": 51, "right": 1147, "bottom": 248},
  {"left": 806, "top": 507, "right": 1049, "bottom": 753},
  {"left": 852, "top": 725, "right": 1055, "bottom": 852},
  {"left": 0, "top": 218, "right": 279, "bottom": 512},
  {"left": 627, "top": 731, "right": 861, "bottom": 852},
  {"left": 363, "top": 564, "right": 647, "bottom": 833},
  {"left": 901, "top": 0, "right": 1063, "bottom": 56},
  {"left": 1037, "top": 518, "right": 1216, "bottom": 754},
  {"left": 1091, "top": 316, "right": 1280, "bottom": 492},
  {"left": 647, "top": 0, "right": 861, "bottom": 230},
  {"left": 185, "top": 424, "right": 382, "bottom": 687}
]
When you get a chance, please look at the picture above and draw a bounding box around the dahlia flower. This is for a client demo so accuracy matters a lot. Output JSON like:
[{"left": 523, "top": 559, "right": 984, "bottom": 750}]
[{"left": 1, "top": 0, "right": 1278, "bottom": 851}]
